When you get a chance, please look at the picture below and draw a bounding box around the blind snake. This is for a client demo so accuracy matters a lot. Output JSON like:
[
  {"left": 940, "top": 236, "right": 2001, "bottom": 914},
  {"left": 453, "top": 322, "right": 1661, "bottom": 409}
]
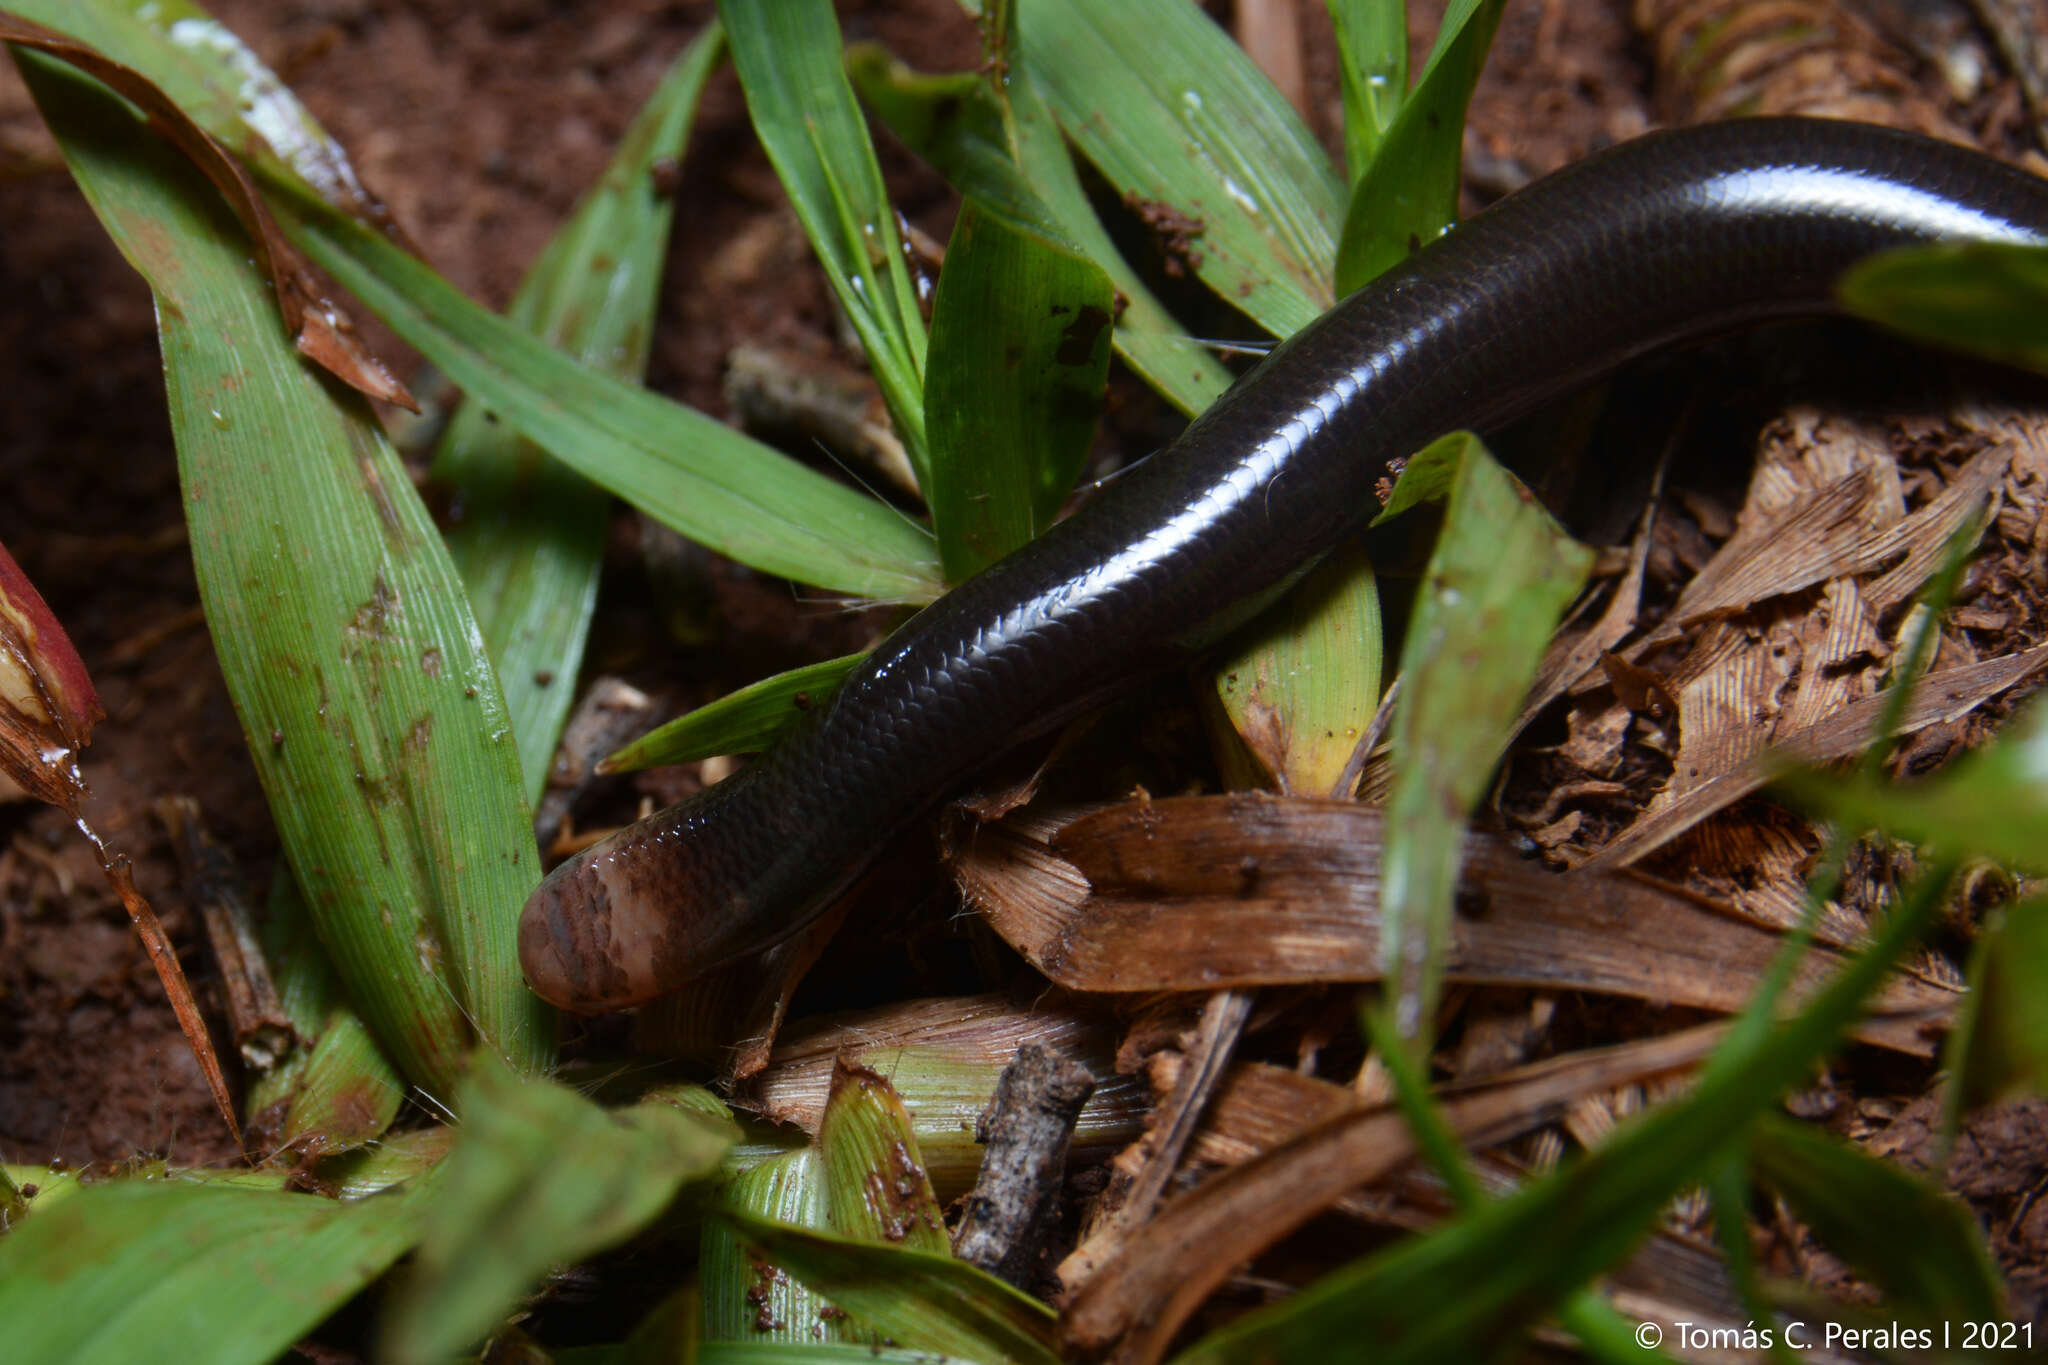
[{"left": 520, "top": 117, "right": 2048, "bottom": 1013}]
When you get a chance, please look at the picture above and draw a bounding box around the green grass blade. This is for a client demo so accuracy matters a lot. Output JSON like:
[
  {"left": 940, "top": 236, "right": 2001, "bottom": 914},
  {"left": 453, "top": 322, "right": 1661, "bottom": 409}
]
[
  {"left": 1327, "top": 0, "right": 1409, "bottom": 179},
  {"left": 1839, "top": 241, "right": 2048, "bottom": 372},
  {"left": 720, "top": 0, "right": 929, "bottom": 478},
  {"left": 279, "top": 195, "right": 942, "bottom": 603},
  {"left": 607, "top": 653, "right": 864, "bottom": 772},
  {"left": 818, "top": 1066, "right": 949, "bottom": 1254},
  {"left": 1374, "top": 431, "right": 1593, "bottom": 1044},
  {"left": 1360, "top": 999, "right": 1669, "bottom": 1363},
  {"left": 1212, "top": 541, "right": 1382, "bottom": 795},
  {"left": 1948, "top": 896, "right": 2048, "bottom": 1111},
  {"left": 24, "top": 51, "right": 550, "bottom": 1092},
  {"left": 0, "top": 1178, "right": 425, "bottom": 1365},
  {"left": 925, "top": 201, "right": 1113, "bottom": 579},
  {"left": 438, "top": 27, "right": 724, "bottom": 802},
  {"left": 1334, "top": 0, "right": 1504, "bottom": 296},
  {"left": 1750, "top": 1114, "right": 2006, "bottom": 1322},
  {"left": 1169, "top": 861, "right": 1956, "bottom": 1363},
  {"left": 382, "top": 1055, "right": 735, "bottom": 1365},
  {"left": 1015, "top": 0, "right": 1344, "bottom": 336},
  {"left": 849, "top": 43, "right": 1232, "bottom": 418},
  {"left": 703, "top": 1149, "right": 851, "bottom": 1344},
  {"left": 718, "top": 1210, "right": 1059, "bottom": 1365}
]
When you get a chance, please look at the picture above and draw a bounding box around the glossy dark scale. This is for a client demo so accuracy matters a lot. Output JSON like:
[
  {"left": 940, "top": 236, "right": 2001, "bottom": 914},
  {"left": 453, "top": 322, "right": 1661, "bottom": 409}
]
[{"left": 522, "top": 118, "right": 2048, "bottom": 1012}]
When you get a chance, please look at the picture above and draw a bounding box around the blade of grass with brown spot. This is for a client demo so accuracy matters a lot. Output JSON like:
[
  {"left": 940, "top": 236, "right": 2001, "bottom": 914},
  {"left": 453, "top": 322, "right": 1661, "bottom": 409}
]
[
  {"left": 23, "top": 50, "right": 551, "bottom": 1092},
  {"left": 818, "top": 1061, "right": 950, "bottom": 1254},
  {"left": 701, "top": 1148, "right": 853, "bottom": 1345}
]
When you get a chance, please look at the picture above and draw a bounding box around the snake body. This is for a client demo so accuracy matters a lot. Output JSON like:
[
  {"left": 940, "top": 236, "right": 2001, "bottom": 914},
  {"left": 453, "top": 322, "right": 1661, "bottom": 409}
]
[{"left": 521, "top": 118, "right": 2048, "bottom": 1012}]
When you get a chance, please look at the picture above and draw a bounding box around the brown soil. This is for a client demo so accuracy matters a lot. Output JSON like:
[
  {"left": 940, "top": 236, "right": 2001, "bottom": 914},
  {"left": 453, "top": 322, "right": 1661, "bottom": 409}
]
[{"left": 2, "top": 0, "right": 2044, "bottom": 1341}]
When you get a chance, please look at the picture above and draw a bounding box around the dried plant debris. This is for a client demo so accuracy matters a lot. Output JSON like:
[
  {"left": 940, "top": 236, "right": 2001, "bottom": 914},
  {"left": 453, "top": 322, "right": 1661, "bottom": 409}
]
[
  {"left": 948, "top": 797, "right": 1953, "bottom": 1055},
  {"left": 1633, "top": 0, "right": 1975, "bottom": 139},
  {"left": 736, "top": 994, "right": 1151, "bottom": 1198},
  {"left": 953, "top": 1042, "right": 1096, "bottom": 1290},
  {"left": 1057, "top": 1027, "right": 1726, "bottom": 1361},
  {"left": 1507, "top": 405, "right": 2048, "bottom": 884}
]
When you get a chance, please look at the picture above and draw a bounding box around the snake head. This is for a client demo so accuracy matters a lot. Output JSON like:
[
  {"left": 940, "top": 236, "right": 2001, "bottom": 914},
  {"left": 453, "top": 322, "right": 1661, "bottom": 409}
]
[{"left": 518, "top": 807, "right": 754, "bottom": 1013}]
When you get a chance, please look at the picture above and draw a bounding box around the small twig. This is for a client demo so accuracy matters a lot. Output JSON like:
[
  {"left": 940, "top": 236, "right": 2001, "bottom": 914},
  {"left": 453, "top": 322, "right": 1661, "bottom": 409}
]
[
  {"left": 1058, "top": 989, "right": 1254, "bottom": 1293},
  {"left": 158, "top": 795, "right": 293, "bottom": 1072},
  {"left": 953, "top": 1043, "right": 1096, "bottom": 1289}
]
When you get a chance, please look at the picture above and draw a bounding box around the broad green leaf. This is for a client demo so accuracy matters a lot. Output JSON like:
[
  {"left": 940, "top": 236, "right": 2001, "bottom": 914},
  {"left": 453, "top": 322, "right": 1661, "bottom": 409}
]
[
  {"left": 0, "top": 1177, "right": 424, "bottom": 1365},
  {"left": 1335, "top": 0, "right": 1504, "bottom": 295},
  {"left": 1328, "top": 0, "right": 1409, "bottom": 180},
  {"left": 849, "top": 43, "right": 1232, "bottom": 417},
  {"left": 1375, "top": 431, "right": 1593, "bottom": 1043},
  {"left": 702, "top": 1149, "right": 849, "bottom": 1344},
  {"left": 25, "top": 51, "right": 549, "bottom": 1090},
  {"left": 1949, "top": 896, "right": 2048, "bottom": 1111},
  {"left": 280, "top": 195, "right": 943, "bottom": 603},
  {"left": 605, "top": 652, "right": 863, "bottom": 772},
  {"left": 1170, "top": 862, "right": 1956, "bottom": 1363},
  {"left": 819, "top": 1065, "right": 949, "bottom": 1254},
  {"left": 1750, "top": 1114, "right": 2006, "bottom": 1322},
  {"left": 1840, "top": 241, "right": 2048, "bottom": 373},
  {"left": 438, "top": 27, "right": 725, "bottom": 802},
  {"left": 382, "top": 1055, "right": 735, "bottom": 1365},
  {"left": 925, "top": 202, "right": 1114, "bottom": 578},
  {"left": 1013, "top": 0, "right": 1344, "bottom": 336},
  {"left": 1212, "top": 540, "right": 1382, "bottom": 795},
  {"left": 720, "top": 1210, "right": 1059, "bottom": 1365},
  {"left": 721, "top": 0, "right": 930, "bottom": 478}
]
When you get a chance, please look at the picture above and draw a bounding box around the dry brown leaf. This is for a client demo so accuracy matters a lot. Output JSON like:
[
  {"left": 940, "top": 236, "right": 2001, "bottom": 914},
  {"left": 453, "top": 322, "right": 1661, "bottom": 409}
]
[
  {"left": 949, "top": 796, "right": 1952, "bottom": 1054},
  {"left": 1585, "top": 642, "right": 2048, "bottom": 867}
]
